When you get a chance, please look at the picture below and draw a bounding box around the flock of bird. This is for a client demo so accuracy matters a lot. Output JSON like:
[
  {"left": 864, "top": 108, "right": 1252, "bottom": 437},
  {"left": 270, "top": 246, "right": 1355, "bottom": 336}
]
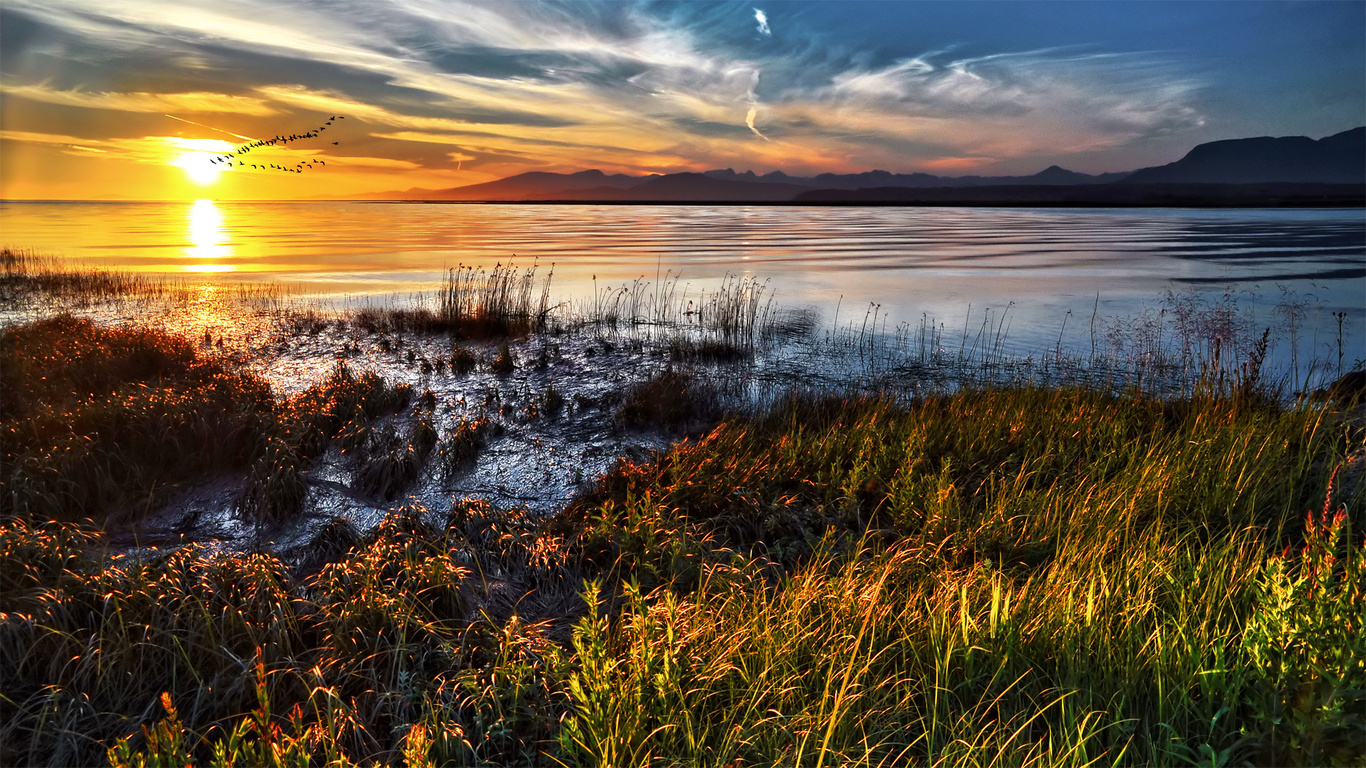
[{"left": 209, "top": 116, "right": 344, "bottom": 173}]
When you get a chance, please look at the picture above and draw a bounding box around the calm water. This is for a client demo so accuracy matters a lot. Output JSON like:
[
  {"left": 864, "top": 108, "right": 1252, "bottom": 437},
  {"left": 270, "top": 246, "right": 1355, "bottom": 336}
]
[{"left": 3, "top": 200, "right": 1363, "bottom": 363}]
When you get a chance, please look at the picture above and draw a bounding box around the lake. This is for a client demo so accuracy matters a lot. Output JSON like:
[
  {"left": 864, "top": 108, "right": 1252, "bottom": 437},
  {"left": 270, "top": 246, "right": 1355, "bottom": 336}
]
[{"left": 2, "top": 200, "right": 1363, "bottom": 368}]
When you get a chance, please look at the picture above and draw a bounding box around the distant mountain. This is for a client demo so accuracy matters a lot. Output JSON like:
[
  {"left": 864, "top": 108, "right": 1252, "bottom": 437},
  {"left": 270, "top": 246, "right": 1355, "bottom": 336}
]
[
  {"left": 540, "top": 173, "right": 810, "bottom": 202},
  {"left": 703, "top": 166, "right": 1126, "bottom": 189},
  {"left": 343, "top": 127, "right": 1364, "bottom": 204},
  {"left": 369, "top": 169, "right": 647, "bottom": 201},
  {"left": 791, "top": 182, "right": 1365, "bottom": 207},
  {"left": 1122, "top": 127, "right": 1365, "bottom": 185}
]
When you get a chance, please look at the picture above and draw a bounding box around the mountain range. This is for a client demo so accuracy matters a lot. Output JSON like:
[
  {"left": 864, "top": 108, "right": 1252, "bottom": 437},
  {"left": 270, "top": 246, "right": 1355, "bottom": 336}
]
[{"left": 356, "top": 127, "right": 1364, "bottom": 205}]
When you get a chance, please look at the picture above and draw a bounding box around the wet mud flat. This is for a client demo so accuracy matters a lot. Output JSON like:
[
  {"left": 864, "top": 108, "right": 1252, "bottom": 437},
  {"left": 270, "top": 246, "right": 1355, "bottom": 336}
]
[
  {"left": 130, "top": 319, "right": 713, "bottom": 555},
  {"left": 0, "top": 274, "right": 814, "bottom": 565}
]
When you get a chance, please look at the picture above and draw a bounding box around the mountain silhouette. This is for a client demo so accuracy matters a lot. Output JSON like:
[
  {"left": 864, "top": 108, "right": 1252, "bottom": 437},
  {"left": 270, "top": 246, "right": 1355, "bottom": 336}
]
[
  {"left": 378, "top": 169, "right": 646, "bottom": 201},
  {"left": 540, "top": 173, "right": 810, "bottom": 202},
  {"left": 345, "top": 127, "right": 1364, "bottom": 204},
  {"left": 790, "top": 182, "right": 1363, "bottom": 207},
  {"left": 1122, "top": 128, "right": 1365, "bottom": 185}
]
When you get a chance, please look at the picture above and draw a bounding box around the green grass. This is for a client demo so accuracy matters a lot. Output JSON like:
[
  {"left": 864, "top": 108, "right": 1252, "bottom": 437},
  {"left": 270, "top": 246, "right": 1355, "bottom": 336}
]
[{"left": 551, "top": 390, "right": 1363, "bottom": 767}]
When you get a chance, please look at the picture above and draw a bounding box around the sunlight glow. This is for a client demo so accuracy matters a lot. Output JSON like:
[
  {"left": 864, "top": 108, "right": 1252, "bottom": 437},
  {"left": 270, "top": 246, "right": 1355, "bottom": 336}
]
[
  {"left": 185, "top": 199, "right": 235, "bottom": 270},
  {"left": 167, "top": 138, "right": 235, "bottom": 187},
  {"left": 177, "top": 153, "right": 223, "bottom": 185}
]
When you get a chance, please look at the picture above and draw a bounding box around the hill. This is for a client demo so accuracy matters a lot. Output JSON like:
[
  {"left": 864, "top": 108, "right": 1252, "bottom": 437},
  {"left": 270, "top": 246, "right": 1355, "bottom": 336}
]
[{"left": 1122, "top": 127, "right": 1365, "bottom": 185}]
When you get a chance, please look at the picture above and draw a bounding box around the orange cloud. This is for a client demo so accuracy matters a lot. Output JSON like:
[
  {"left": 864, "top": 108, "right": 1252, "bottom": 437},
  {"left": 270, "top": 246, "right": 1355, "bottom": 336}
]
[{"left": 922, "top": 157, "right": 994, "bottom": 171}]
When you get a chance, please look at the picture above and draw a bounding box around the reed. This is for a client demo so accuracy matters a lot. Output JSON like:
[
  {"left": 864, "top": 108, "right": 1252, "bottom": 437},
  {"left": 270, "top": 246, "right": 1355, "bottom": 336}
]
[
  {"left": 436, "top": 261, "right": 554, "bottom": 338},
  {"left": 0, "top": 315, "right": 272, "bottom": 523},
  {"left": 0, "top": 247, "right": 283, "bottom": 312}
]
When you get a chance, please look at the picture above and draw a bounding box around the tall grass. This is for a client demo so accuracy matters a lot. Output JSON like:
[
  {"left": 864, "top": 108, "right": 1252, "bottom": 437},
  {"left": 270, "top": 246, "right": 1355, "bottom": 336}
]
[
  {"left": 0, "top": 507, "right": 571, "bottom": 767},
  {"left": 437, "top": 261, "right": 554, "bottom": 337},
  {"left": 555, "top": 388, "right": 1364, "bottom": 766},
  {"left": 0, "top": 316, "right": 273, "bottom": 523},
  {"left": 3, "top": 383, "right": 1361, "bottom": 765}
]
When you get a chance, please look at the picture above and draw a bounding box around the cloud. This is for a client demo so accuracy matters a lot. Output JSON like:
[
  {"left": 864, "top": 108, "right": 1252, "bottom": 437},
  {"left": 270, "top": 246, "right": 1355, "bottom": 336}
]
[
  {"left": 1, "top": 83, "right": 278, "bottom": 115},
  {"left": 744, "top": 107, "right": 769, "bottom": 141},
  {"left": 743, "top": 69, "right": 770, "bottom": 141},
  {"left": 2, "top": 0, "right": 1213, "bottom": 185}
]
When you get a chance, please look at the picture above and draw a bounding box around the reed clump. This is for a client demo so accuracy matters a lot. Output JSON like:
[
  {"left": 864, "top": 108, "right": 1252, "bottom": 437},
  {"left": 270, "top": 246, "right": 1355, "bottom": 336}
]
[
  {"left": 615, "top": 369, "right": 721, "bottom": 431},
  {"left": 438, "top": 416, "right": 491, "bottom": 477},
  {"left": 353, "top": 410, "right": 437, "bottom": 501},
  {"left": 0, "top": 315, "right": 273, "bottom": 523},
  {"left": 239, "top": 361, "right": 413, "bottom": 522},
  {"left": 437, "top": 261, "right": 554, "bottom": 338}
]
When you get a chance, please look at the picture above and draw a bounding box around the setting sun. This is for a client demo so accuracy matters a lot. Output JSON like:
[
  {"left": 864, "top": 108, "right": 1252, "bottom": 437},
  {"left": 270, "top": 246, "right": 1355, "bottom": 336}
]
[
  {"left": 176, "top": 153, "right": 223, "bottom": 185},
  {"left": 166, "top": 138, "right": 235, "bottom": 188}
]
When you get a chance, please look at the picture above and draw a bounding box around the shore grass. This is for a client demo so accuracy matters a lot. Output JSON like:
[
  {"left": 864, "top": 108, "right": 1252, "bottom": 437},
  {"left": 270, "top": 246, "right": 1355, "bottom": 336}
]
[
  {"left": 3, "top": 367, "right": 1362, "bottom": 765},
  {"left": 554, "top": 390, "right": 1363, "bottom": 766},
  {"left": 1, "top": 260, "right": 1363, "bottom": 765},
  {"left": 0, "top": 316, "right": 417, "bottom": 527},
  {"left": 0, "top": 315, "right": 273, "bottom": 523}
]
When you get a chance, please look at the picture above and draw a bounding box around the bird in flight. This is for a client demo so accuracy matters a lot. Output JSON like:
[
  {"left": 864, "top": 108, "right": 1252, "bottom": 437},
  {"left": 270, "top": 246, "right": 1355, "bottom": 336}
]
[{"left": 209, "top": 115, "right": 346, "bottom": 174}]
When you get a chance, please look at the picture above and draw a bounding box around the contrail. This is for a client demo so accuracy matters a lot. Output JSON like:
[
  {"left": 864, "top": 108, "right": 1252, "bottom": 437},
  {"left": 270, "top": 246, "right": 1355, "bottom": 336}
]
[
  {"left": 745, "top": 107, "right": 770, "bottom": 141},
  {"left": 745, "top": 71, "right": 770, "bottom": 141},
  {"left": 164, "top": 114, "right": 256, "bottom": 141}
]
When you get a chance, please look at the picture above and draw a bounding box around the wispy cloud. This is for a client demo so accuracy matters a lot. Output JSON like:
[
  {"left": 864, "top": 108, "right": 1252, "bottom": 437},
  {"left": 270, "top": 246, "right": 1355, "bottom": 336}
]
[
  {"left": 2, "top": 84, "right": 279, "bottom": 116},
  {"left": 2, "top": 0, "right": 1218, "bottom": 191}
]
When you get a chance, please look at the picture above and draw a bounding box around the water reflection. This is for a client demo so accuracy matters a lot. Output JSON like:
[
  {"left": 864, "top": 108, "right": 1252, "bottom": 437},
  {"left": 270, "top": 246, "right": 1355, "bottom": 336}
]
[{"left": 185, "top": 199, "right": 233, "bottom": 271}]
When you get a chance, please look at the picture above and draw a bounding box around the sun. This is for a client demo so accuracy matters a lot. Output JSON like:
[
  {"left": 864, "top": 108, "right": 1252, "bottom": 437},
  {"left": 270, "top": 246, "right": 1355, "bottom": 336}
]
[
  {"left": 176, "top": 153, "right": 223, "bottom": 186},
  {"left": 165, "top": 138, "right": 234, "bottom": 187}
]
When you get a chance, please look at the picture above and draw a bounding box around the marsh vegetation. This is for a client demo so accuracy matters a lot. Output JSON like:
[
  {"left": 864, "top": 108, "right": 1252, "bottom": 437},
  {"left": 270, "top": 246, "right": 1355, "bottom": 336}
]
[{"left": 1, "top": 251, "right": 1362, "bottom": 766}]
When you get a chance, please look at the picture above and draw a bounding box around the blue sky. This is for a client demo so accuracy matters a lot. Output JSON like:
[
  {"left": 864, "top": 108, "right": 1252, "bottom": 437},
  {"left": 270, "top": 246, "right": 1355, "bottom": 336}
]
[{"left": 1, "top": 0, "right": 1362, "bottom": 199}]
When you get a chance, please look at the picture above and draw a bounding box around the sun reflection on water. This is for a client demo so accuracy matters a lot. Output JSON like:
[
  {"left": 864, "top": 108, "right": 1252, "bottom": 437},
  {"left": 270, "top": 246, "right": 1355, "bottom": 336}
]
[{"left": 185, "top": 199, "right": 234, "bottom": 271}]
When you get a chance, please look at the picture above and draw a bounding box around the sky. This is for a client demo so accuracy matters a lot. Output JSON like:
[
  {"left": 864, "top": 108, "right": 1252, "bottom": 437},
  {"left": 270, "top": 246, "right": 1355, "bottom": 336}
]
[{"left": 1, "top": 0, "right": 1362, "bottom": 200}]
